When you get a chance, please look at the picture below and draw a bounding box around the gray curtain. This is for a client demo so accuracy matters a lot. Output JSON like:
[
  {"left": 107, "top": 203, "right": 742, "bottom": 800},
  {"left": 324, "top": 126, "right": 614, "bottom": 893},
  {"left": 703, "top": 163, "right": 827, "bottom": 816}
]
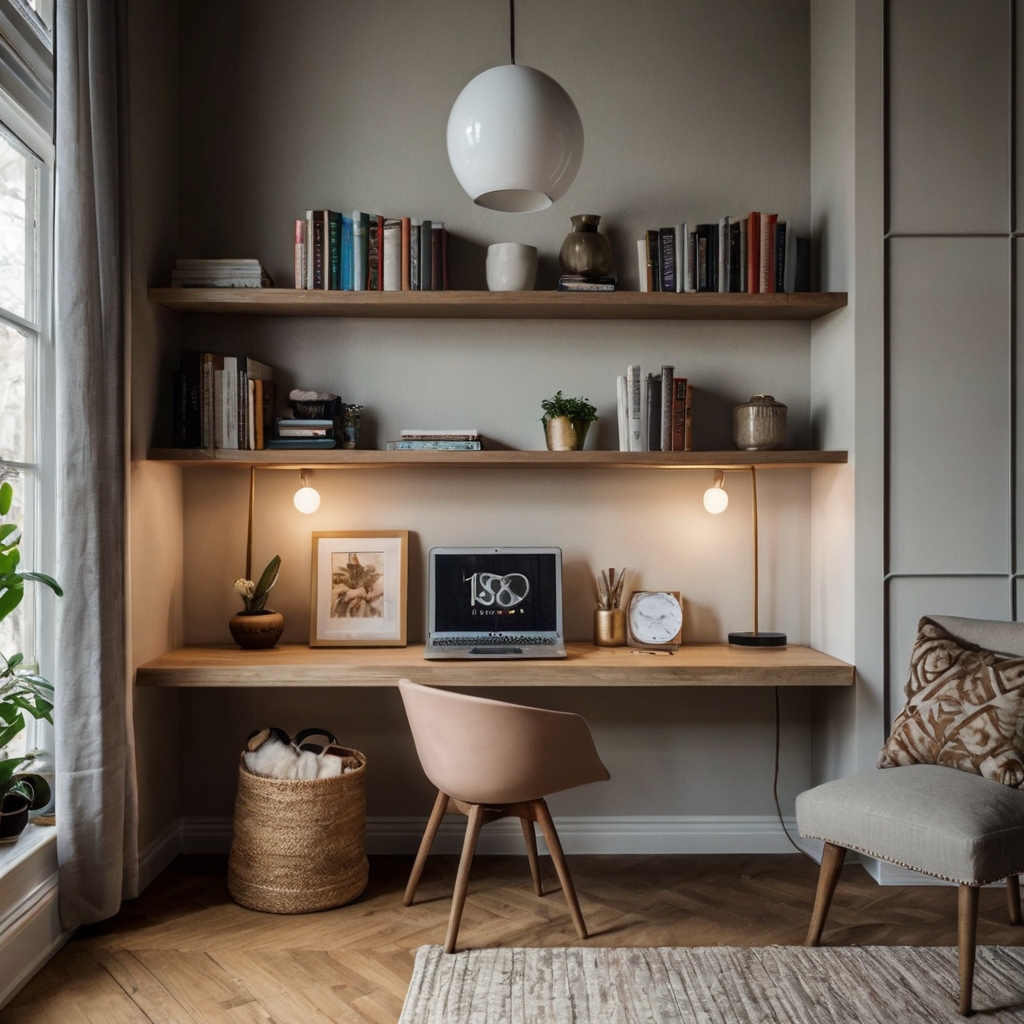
[{"left": 54, "top": 0, "right": 137, "bottom": 928}]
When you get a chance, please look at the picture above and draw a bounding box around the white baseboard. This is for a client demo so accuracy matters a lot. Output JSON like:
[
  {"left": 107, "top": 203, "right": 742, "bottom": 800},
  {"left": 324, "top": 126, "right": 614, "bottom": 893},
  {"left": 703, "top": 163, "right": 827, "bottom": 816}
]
[
  {"left": 0, "top": 831, "right": 70, "bottom": 1010},
  {"left": 178, "top": 814, "right": 810, "bottom": 857}
]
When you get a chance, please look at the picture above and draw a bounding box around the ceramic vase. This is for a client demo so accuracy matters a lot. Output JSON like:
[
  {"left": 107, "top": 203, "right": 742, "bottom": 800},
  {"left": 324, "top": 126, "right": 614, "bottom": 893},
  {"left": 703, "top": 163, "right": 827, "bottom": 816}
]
[
  {"left": 544, "top": 415, "right": 591, "bottom": 451},
  {"left": 558, "top": 214, "right": 612, "bottom": 278},
  {"left": 230, "top": 609, "right": 285, "bottom": 650},
  {"left": 0, "top": 794, "right": 29, "bottom": 843},
  {"left": 486, "top": 243, "right": 538, "bottom": 291},
  {"left": 733, "top": 395, "right": 788, "bottom": 451}
]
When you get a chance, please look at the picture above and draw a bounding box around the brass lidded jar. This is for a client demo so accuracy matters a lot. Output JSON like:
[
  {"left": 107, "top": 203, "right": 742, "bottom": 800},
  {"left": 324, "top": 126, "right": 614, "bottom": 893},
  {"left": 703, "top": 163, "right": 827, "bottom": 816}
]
[{"left": 733, "top": 394, "right": 787, "bottom": 451}]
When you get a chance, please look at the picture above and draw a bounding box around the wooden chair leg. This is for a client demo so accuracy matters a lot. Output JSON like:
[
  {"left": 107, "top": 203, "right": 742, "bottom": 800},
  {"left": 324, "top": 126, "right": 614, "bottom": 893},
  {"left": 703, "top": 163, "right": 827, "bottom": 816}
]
[
  {"left": 521, "top": 817, "right": 543, "bottom": 896},
  {"left": 404, "top": 789, "right": 449, "bottom": 907},
  {"left": 805, "top": 842, "right": 846, "bottom": 947},
  {"left": 1008, "top": 875, "right": 1022, "bottom": 926},
  {"left": 958, "top": 884, "right": 979, "bottom": 1016},
  {"left": 534, "top": 799, "right": 588, "bottom": 940},
  {"left": 444, "top": 803, "right": 485, "bottom": 954}
]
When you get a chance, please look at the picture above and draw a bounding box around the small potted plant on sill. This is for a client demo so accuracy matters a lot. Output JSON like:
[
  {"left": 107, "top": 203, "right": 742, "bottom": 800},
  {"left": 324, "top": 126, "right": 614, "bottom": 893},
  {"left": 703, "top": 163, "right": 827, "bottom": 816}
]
[
  {"left": 230, "top": 555, "right": 284, "bottom": 650},
  {"left": 541, "top": 391, "right": 598, "bottom": 451},
  {"left": 0, "top": 479, "right": 62, "bottom": 843}
]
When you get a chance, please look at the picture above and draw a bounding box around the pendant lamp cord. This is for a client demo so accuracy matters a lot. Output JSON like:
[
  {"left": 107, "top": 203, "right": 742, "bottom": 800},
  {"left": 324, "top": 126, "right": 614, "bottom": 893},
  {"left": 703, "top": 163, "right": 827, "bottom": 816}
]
[{"left": 509, "top": 0, "right": 516, "bottom": 64}]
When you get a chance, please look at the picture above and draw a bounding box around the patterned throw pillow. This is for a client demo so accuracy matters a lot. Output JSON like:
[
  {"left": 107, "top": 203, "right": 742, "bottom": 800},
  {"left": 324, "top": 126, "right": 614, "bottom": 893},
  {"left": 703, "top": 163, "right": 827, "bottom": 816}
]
[{"left": 878, "top": 617, "right": 1024, "bottom": 788}]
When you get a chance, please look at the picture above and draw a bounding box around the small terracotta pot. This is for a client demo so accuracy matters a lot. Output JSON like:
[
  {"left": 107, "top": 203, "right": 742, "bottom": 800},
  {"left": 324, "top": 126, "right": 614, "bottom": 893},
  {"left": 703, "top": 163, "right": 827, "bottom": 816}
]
[
  {"left": 0, "top": 794, "right": 29, "bottom": 843},
  {"left": 230, "top": 609, "right": 285, "bottom": 650}
]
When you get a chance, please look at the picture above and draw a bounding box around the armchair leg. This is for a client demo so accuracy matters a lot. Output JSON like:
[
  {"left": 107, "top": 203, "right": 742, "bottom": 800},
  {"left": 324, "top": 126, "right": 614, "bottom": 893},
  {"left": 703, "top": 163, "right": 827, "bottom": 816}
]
[
  {"left": 534, "top": 799, "right": 588, "bottom": 940},
  {"left": 445, "top": 803, "right": 484, "bottom": 954},
  {"left": 1008, "top": 875, "right": 1022, "bottom": 926},
  {"left": 805, "top": 842, "right": 846, "bottom": 947},
  {"left": 958, "top": 884, "right": 979, "bottom": 1016},
  {"left": 404, "top": 789, "right": 449, "bottom": 907},
  {"left": 521, "top": 817, "right": 543, "bottom": 896}
]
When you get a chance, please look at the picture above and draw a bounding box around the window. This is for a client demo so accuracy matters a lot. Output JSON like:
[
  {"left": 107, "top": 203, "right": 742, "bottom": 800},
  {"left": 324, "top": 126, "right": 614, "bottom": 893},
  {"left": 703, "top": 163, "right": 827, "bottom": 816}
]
[{"left": 0, "top": 76, "right": 52, "bottom": 765}]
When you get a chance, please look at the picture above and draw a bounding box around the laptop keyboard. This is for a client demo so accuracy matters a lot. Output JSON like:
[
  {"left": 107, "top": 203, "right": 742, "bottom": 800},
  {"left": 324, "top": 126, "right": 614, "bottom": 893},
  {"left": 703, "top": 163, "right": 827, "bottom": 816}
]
[{"left": 432, "top": 636, "right": 553, "bottom": 647}]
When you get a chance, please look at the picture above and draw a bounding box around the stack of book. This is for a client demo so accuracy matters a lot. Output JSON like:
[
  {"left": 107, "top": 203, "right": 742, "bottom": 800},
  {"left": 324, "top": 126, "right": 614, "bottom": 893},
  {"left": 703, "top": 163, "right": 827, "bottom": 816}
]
[
  {"left": 269, "top": 418, "right": 337, "bottom": 450},
  {"left": 172, "top": 352, "right": 275, "bottom": 450},
  {"left": 558, "top": 275, "right": 616, "bottom": 292},
  {"left": 385, "top": 429, "right": 481, "bottom": 451},
  {"left": 171, "top": 259, "right": 273, "bottom": 288},
  {"left": 636, "top": 214, "right": 809, "bottom": 294},
  {"left": 294, "top": 212, "right": 450, "bottom": 292},
  {"left": 616, "top": 366, "right": 692, "bottom": 452}
]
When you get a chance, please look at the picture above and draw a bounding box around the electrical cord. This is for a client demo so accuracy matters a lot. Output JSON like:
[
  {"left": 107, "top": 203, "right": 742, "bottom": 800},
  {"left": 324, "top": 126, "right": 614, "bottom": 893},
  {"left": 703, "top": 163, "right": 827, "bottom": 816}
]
[
  {"left": 773, "top": 685, "right": 817, "bottom": 863},
  {"left": 509, "top": 0, "right": 516, "bottom": 64}
]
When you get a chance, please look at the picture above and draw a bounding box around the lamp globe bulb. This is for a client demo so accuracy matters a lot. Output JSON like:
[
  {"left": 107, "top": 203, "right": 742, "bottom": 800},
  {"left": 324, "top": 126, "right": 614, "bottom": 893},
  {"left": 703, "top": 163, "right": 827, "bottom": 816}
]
[
  {"left": 703, "top": 486, "right": 729, "bottom": 515},
  {"left": 293, "top": 486, "right": 321, "bottom": 514}
]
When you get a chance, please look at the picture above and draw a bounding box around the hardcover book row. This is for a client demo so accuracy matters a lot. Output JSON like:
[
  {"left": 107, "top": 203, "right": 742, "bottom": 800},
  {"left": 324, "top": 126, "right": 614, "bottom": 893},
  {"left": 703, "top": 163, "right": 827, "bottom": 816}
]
[
  {"left": 616, "top": 366, "right": 692, "bottom": 452},
  {"left": 295, "top": 211, "right": 450, "bottom": 292},
  {"left": 638, "top": 213, "right": 809, "bottom": 295}
]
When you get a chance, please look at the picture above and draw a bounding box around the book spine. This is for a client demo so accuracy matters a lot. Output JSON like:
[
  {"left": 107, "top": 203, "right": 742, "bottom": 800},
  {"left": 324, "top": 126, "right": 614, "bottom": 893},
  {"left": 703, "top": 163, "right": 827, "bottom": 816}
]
[
  {"left": 383, "top": 219, "right": 402, "bottom": 291},
  {"left": 401, "top": 216, "right": 411, "bottom": 290},
  {"left": 660, "top": 365, "right": 673, "bottom": 453},
  {"left": 254, "top": 379, "right": 264, "bottom": 449},
  {"left": 627, "top": 365, "right": 642, "bottom": 451},
  {"left": 386, "top": 440, "right": 482, "bottom": 450},
  {"left": 247, "top": 378, "right": 255, "bottom": 450},
  {"left": 739, "top": 219, "right": 748, "bottom": 293},
  {"left": 617, "top": 374, "right": 628, "bottom": 451},
  {"left": 419, "top": 219, "right": 432, "bottom": 290},
  {"left": 775, "top": 222, "right": 786, "bottom": 293},
  {"left": 327, "top": 212, "right": 340, "bottom": 289},
  {"left": 353, "top": 212, "right": 367, "bottom": 290},
  {"left": 637, "top": 239, "right": 648, "bottom": 292},
  {"left": 341, "top": 215, "right": 353, "bottom": 290},
  {"left": 646, "top": 373, "right": 661, "bottom": 451},
  {"left": 305, "top": 210, "right": 314, "bottom": 289},
  {"left": 375, "top": 215, "right": 385, "bottom": 291},
  {"left": 684, "top": 382, "right": 693, "bottom": 451},
  {"left": 202, "top": 354, "right": 214, "bottom": 448},
  {"left": 747, "top": 212, "right": 759, "bottom": 295},
  {"left": 730, "top": 220, "right": 741, "bottom": 292},
  {"left": 686, "top": 226, "right": 697, "bottom": 293},
  {"left": 784, "top": 226, "right": 797, "bottom": 293},
  {"left": 172, "top": 370, "right": 186, "bottom": 447},
  {"left": 367, "top": 218, "right": 379, "bottom": 291},
  {"left": 312, "top": 211, "right": 325, "bottom": 289},
  {"left": 261, "top": 381, "right": 275, "bottom": 449},
  {"left": 659, "top": 227, "right": 675, "bottom": 293},
  {"left": 431, "top": 224, "right": 443, "bottom": 291},
  {"left": 696, "top": 225, "right": 711, "bottom": 292},
  {"left": 213, "top": 367, "right": 224, "bottom": 448},
  {"left": 410, "top": 221, "right": 420, "bottom": 291},
  {"left": 645, "top": 230, "right": 659, "bottom": 292},
  {"left": 718, "top": 218, "right": 728, "bottom": 293},
  {"left": 671, "top": 378, "right": 687, "bottom": 452},
  {"left": 237, "top": 365, "right": 247, "bottom": 449},
  {"left": 759, "top": 213, "right": 777, "bottom": 293},
  {"left": 674, "top": 224, "right": 685, "bottom": 293},
  {"left": 293, "top": 219, "right": 305, "bottom": 289},
  {"left": 442, "top": 226, "right": 449, "bottom": 290}
]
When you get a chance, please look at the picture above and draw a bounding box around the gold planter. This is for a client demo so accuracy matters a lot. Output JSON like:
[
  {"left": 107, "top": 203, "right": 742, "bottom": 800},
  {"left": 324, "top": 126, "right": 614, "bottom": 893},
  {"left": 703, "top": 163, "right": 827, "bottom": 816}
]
[
  {"left": 229, "top": 609, "right": 285, "bottom": 650},
  {"left": 544, "top": 416, "right": 591, "bottom": 451},
  {"left": 594, "top": 608, "right": 626, "bottom": 646}
]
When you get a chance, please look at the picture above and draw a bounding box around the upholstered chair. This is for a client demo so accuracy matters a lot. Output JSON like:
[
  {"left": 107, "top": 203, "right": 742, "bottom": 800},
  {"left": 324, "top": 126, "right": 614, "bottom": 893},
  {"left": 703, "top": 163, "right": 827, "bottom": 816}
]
[
  {"left": 398, "top": 679, "right": 610, "bottom": 953},
  {"left": 797, "top": 615, "right": 1024, "bottom": 1016}
]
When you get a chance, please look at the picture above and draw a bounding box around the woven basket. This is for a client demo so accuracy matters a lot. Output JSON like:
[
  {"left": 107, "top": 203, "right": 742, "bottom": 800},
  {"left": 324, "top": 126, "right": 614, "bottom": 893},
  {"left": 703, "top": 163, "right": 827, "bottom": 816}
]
[{"left": 227, "top": 746, "right": 368, "bottom": 914}]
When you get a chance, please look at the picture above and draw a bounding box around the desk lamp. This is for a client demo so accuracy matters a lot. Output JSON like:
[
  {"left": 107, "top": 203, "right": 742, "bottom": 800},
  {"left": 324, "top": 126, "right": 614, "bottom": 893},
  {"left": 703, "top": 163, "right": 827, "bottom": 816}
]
[{"left": 704, "top": 467, "right": 787, "bottom": 648}]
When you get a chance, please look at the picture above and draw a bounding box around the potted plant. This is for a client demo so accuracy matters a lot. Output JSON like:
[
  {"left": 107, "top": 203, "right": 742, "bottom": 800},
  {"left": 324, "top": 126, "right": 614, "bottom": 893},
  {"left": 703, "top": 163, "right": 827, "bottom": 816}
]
[
  {"left": 540, "top": 391, "right": 598, "bottom": 451},
  {"left": 230, "top": 555, "right": 284, "bottom": 650},
  {"left": 0, "top": 479, "right": 62, "bottom": 843}
]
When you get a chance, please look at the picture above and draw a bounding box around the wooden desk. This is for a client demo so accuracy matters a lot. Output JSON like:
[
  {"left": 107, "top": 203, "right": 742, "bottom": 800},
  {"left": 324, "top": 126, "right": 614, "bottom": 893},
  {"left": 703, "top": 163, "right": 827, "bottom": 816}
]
[{"left": 134, "top": 642, "right": 854, "bottom": 688}]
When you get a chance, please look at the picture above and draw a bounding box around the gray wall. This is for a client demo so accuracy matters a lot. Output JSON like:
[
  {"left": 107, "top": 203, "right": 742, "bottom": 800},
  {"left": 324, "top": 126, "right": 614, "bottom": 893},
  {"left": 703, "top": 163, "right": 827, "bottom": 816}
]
[
  {"left": 160, "top": 0, "right": 826, "bottom": 842},
  {"left": 885, "top": 0, "right": 1019, "bottom": 721}
]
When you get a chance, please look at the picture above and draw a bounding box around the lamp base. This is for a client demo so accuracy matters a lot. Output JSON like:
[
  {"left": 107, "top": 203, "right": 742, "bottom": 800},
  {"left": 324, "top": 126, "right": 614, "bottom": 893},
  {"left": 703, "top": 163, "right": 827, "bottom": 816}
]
[{"left": 728, "top": 631, "right": 787, "bottom": 648}]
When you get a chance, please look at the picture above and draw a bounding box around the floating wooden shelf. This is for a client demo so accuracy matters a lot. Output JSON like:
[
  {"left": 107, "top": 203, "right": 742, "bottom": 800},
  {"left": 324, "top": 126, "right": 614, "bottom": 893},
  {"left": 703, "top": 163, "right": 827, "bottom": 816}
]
[
  {"left": 148, "top": 288, "right": 848, "bottom": 321},
  {"left": 134, "top": 642, "right": 854, "bottom": 688},
  {"left": 146, "top": 448, "right": 848, "bottom": 469}
]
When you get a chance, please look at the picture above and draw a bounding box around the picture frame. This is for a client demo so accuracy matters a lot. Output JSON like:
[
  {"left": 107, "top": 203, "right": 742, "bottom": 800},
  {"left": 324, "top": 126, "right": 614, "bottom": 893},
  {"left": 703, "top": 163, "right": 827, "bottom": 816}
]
[{"left": 309, "top": 531, "right": 408, "bottom": 647}]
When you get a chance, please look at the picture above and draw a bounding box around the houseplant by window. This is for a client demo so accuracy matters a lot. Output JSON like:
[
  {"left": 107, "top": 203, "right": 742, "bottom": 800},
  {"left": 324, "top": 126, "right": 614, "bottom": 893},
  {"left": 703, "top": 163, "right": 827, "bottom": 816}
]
[
  {"left": 0, "top": 480, "right": 62, "bottom": 842},
  {"left": 541, "top": 391, "right": 598, "bottom": 451}
]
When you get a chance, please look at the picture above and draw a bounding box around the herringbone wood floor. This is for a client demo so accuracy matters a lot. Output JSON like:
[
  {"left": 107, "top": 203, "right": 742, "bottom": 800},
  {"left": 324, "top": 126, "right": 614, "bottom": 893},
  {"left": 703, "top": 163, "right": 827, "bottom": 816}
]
[{"left": 5, "top": 853, "right": 1024, "bottom": 1023}]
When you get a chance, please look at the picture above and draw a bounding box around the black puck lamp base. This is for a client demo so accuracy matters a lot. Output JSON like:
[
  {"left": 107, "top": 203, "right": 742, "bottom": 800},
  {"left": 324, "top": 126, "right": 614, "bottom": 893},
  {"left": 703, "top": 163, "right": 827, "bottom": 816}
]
[{"left": 728, "top": 631, "right": 788, "bottom": 648}]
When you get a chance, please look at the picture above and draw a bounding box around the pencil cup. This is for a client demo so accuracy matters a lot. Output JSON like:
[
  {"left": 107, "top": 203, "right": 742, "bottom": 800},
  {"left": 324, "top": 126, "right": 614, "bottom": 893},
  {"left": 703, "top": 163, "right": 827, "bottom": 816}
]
[{"left": 594, "top": 609, "right": 626, "bottom": 647}]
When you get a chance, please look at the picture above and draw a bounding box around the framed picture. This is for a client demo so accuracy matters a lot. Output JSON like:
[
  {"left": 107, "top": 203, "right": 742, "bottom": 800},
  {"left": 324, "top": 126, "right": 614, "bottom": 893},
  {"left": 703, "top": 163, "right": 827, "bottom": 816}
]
[{"left": 309, "top": 531, "right": 408, "bottom": 647}]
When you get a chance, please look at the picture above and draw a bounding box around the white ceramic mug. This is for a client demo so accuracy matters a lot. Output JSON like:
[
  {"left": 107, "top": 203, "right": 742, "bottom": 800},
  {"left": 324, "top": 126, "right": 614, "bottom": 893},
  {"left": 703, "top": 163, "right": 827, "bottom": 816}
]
[{"left": 486, "top": 242, "right": 538, "bottom": 291}]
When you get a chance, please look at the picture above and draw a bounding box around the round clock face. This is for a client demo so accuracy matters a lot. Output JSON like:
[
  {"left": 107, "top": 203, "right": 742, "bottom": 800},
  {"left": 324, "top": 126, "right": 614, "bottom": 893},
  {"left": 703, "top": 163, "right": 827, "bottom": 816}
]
[{"left": 629, "top": 591, "right": 683, "bottom": 645}]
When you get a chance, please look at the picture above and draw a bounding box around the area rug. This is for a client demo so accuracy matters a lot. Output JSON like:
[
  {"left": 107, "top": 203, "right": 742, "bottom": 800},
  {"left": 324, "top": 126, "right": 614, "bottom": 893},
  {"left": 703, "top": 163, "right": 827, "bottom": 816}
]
[{"left": 398, "top": 944, "right": 1024, "bottom": 1023}]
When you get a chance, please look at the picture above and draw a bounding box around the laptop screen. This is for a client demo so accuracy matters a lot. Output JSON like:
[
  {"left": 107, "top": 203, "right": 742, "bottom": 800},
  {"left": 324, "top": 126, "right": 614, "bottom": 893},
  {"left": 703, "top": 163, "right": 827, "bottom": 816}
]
[{"left": 433, "top": 551, "right": 559, "bottom": 634}]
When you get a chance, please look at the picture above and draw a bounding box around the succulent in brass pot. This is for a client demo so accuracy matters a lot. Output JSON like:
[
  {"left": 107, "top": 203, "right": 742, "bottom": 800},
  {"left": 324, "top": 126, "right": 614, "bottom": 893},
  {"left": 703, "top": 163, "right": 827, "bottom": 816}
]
[{"left": 540, "top": 391, "right": 598, "bottom": 451}]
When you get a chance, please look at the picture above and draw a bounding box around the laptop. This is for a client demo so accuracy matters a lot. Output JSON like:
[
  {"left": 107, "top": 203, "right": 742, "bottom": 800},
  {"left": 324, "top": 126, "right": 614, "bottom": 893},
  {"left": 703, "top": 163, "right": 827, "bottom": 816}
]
[{"left": 425, "top": 546, "right": 566, "bottom": 659}]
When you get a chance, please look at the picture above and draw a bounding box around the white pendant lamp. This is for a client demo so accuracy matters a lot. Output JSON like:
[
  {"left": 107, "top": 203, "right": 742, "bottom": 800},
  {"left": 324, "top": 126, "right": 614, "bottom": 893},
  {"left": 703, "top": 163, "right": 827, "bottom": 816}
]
[{"left": 446, "top": 1, "right": 584, "bottom": 213}]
